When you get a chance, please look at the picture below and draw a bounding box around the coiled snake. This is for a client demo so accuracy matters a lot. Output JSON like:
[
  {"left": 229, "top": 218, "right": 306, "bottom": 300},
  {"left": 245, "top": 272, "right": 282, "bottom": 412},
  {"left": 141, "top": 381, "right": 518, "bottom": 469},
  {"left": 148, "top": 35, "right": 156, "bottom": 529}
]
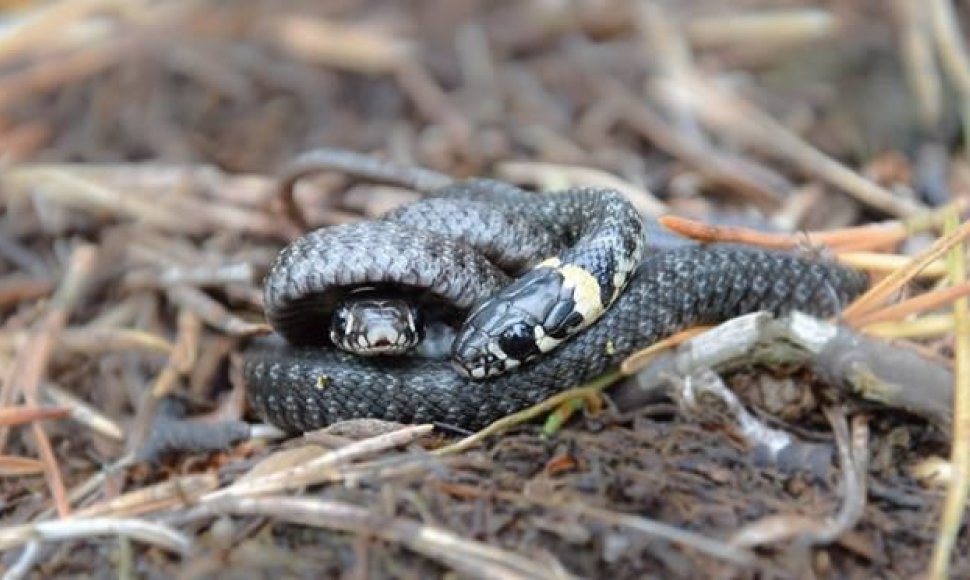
[{"left": 244, "top": 152, "right": 869, "bottom": 433}]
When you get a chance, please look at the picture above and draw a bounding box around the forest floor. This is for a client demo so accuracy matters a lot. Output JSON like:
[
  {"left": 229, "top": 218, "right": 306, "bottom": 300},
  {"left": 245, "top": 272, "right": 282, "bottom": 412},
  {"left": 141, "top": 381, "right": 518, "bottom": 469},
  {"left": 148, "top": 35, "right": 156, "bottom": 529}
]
[{"left": 1, "top": 1, "right": 969, "bottom": 578}]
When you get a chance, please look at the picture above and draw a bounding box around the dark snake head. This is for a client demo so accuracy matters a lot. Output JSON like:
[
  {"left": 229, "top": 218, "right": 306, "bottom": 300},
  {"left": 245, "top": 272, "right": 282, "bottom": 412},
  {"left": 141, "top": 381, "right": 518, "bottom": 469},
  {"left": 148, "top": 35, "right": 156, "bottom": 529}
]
[
  {"left": 451, "top": 312, "right": 537, "bottom": 378},
  {"left": 452, "top": 267, "right": 592, "bottom": 379},
  {"left": 330, "top": 296, "right": 423, "bottom": 356}
]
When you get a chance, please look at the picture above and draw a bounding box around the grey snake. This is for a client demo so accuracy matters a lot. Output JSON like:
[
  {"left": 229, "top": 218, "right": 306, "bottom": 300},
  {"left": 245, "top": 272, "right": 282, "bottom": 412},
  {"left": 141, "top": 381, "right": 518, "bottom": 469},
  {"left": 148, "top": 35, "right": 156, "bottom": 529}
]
[{"left": 244, "top": 151, "right": 869, "bottom": 433}]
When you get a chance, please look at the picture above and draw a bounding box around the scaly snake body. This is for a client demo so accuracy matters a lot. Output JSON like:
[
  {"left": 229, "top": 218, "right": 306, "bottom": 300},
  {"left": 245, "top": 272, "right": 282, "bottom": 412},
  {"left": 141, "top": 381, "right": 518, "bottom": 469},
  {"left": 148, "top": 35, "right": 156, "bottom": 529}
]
[{"left": 245, "top": 164, "right": 868, "bottom": 432}]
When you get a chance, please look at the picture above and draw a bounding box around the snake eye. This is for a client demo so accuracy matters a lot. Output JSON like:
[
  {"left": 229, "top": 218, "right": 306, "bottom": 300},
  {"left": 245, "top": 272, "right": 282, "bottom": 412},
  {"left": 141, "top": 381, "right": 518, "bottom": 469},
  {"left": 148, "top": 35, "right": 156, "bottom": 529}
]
[
  {"left": 497, "top": 322, "right": 540, "bottom": 361},
  {"left": 329, "top": 309, "right": 351, "bottom": 346}
]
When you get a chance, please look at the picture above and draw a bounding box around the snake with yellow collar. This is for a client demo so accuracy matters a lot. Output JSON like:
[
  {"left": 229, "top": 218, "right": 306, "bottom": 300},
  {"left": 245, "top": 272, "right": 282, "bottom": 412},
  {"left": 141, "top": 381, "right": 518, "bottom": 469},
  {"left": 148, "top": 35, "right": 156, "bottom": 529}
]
[{"left": 244, "top": 152, "right": 868, "bottom": 432}]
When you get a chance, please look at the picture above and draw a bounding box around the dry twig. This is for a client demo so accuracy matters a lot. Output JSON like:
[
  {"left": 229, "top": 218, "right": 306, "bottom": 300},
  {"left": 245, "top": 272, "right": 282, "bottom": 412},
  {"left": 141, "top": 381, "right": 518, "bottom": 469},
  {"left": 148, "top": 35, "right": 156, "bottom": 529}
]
[
  {"left": 930, "top": 212, "right": 970, "bottom": 578},
  {"left": 1, "top": 244, "right": 98, "bottom": 517}
]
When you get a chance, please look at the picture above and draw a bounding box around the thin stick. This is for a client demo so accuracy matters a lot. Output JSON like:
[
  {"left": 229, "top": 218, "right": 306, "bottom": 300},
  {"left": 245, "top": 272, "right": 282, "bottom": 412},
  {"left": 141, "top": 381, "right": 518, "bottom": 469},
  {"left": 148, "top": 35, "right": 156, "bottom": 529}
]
[
  {"left": 0, "top": 37, "right": 135, "bottom": 111},
  {"left": 165, "top": 285, "right": 265, "bottom": 336},
  {"left": 0, "top": 0, "right": 123, "bottom": 63},
  {"left": 73, "top": 473, "right": 219, "bottom": 519},
  {"left": 837, "top": 252, "right": 947, "bottom": 279},
  {"left": 843, "top": 219, "right": 970, "bottom": 324},
  {"left": 204, "top": 424, "right": 434, "bottom": 501},
  {"left": 605, "top": 82, "right": 787, "bottom": 208},
  {"left": 1, "top": 244, "right": 98, "bottom": 517},
  {"left": 432, "top": 371, "right": 623, "bottom": 456},
  {"left": 929, "top": 211, "right": 970, "bottom": 579},
  {"left": 43, "top": 383, "right": 124, "bottom": 441},
  {"left": 852, "top": 279, "right": 970, "bottom": 327},
  {"left": 620, "top": 327, "right": 709, "bottom": 375},
  {"left": 729, "top": 407, "right": 869, "bottom": 548},
  {"left": 268, "top": 15, "right": 413, "bottom": 75},
  {"left": 862, "top": 313, "right": 954, "bottom": 339},
  {"left": 206, "top": 496, "right": 565, "bottom": 579},
  {"left": 659, "top": 215, "right": 906, "bottom": 251},
  {"left": 0, "top": 275, "right": 53, "bottom": 307},
  {"left": 276, "top": 148, "right": 453, "bottom": 230},
  {"left": 0, "top": 406, "right": 70, "bottom": 427},
  {"left": 686, "top": 9, "right": 838, "bottom": 49},
  {"left": 929, "top": 0, "right": 970, "bottom": 100},
  {"left": 894, "top": 0, "right": 943, "bottom": 127},
  {"left": 0, "top": 517, "right": 192, "bottom": 555},
  {"left": 656, "top": 73, "right": 925, "bottom": 217},
  {"left": 2, "top": 167, "right": 197, "bottom": 232}
]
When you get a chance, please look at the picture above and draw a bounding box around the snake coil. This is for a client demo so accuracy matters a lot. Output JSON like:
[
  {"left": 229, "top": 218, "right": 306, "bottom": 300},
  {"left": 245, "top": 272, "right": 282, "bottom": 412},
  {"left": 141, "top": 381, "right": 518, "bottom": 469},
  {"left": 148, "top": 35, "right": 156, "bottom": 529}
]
[{"left": 245, "top": 171, "right": 868, "bottom": 432}]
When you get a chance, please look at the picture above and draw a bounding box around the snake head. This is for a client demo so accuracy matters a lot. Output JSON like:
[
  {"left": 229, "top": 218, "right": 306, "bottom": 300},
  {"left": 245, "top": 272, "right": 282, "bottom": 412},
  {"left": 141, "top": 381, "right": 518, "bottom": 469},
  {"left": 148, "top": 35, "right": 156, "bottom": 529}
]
[
  {"left": 452, "top": 267, "right": 592, "bottom": 379},
  {"left": 330, "top": 296, "right": 423, "bottom": 356},
  {"left": 452, "top": 313, "right": 538, "bottom": 378}
]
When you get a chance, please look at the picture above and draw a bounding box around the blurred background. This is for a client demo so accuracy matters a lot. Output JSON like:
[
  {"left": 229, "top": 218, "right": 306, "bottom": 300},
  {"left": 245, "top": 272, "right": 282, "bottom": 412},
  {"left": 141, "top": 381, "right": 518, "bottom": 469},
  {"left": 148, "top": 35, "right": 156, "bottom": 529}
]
[{"left": 1, "top": 0, "right": 962, "bottom": 222}]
